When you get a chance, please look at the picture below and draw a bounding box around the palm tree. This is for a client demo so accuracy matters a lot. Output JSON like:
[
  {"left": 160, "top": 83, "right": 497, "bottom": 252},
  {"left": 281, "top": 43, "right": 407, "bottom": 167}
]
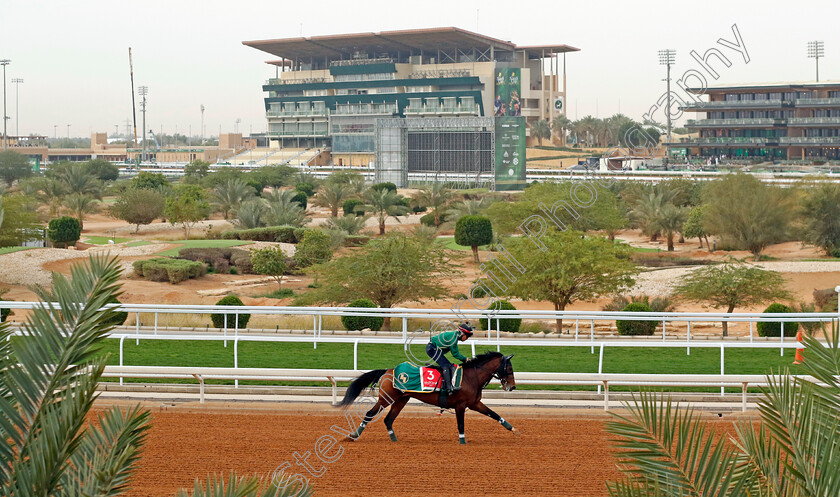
[
  {"left": 57, "top": 163, "right": 101, "bottom": 197},
  {"left": 607, "top": 322, "right": 840, "bottom": 496},
  {"left": 62, "top": 193, "right": 99, "bottom": 230},
  {"left": 264, "top": 189, "right": 308, "bottom": 227},
  {"left": 531, "top": 119, "right": 551, "bottom": 146},
  {"left": 0, "top": 255, "right": 150, "bottom": 495},
  {"left": 214, "top": 178, "right": 254, "bottom": 220},
  {"left": 325, "top": 214, "right": 367, "bottom": 235},
  {"left": 233, "top": 198, "right": 266, "bottom": 229},
  {"left": 551, "top": 115, "right": 572, "bottom": 145},
  {"left": 312, "top": 182, "right": 348, "bottom": 217},
  {"left": 178, "top": 471, "right": 313, "bottom": 496},
  {"left": 411, "top": 183, "right": 453, "bottom": 227},
  {"left": 658, "top": 203, "right": 687, "bottom": 251},
  {"left": 362, "top": 188, "right": 409, "bottom": 235},
  {"left": 27, "top": 177, "right": 67, "bottom": 217},
  {"left": 445, "top": 198, "right": 495, "bottom": 224}
]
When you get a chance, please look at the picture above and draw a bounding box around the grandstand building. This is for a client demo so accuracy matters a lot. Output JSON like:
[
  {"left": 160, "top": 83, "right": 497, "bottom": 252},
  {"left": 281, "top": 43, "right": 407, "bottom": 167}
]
[
  {"left": 673, "top": 81, "right": 840, "bottom": 160},
  {"left": 243, "top": 27, "right": 578, "bottom": 168}
]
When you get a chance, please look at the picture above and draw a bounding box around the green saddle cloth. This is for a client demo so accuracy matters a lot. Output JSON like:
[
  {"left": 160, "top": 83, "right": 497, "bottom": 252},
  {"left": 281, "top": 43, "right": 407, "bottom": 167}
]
[{"left": 393, "top": 362, "right": 462, "bottom": 393}]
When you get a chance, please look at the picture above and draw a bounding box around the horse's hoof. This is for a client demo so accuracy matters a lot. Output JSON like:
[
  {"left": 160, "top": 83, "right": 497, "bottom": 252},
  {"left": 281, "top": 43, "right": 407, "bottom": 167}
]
[
  {"left": 344, "top": 437, "right": 356, "bottom": 443},
  {"left": 512, "top": 428, "right": 521, "bottom": 436}
]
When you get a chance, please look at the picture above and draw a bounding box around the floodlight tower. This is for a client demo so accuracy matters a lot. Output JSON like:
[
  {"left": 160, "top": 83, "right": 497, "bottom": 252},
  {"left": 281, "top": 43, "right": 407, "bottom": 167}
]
[
  {"left": 138, "top": 86, "right": 148, "bottom": 162},
  {"left": 200, "top": 104, "right": 205, "bottom": 144},
  {"left": 1, "top": 59, "right": 9, "bottom": 150},
  {"left": 658, "top": 49, "right": 676, "bottom": 159},
  {"left": 11, "top": 78, "right": 22, "bottom": 137},
  {"left": 808, "top": 41, "right": 824, "bottom": 82}
]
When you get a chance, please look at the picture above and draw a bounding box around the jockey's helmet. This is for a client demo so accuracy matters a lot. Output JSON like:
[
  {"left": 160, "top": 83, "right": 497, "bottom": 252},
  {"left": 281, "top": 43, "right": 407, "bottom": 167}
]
[{"left": 458, "top": 322, "right": 474, "bottom": 337}]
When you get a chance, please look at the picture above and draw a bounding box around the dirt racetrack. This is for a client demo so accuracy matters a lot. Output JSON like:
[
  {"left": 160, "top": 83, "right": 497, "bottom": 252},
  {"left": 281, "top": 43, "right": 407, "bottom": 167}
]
[{"left": 114, "top": 402, "right": 632, "bottom": 497}]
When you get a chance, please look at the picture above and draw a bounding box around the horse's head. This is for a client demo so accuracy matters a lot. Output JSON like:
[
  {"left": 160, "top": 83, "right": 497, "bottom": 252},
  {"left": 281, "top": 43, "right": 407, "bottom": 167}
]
[{"left": 495, "top": 354, "right": 516, "bottom": 392}]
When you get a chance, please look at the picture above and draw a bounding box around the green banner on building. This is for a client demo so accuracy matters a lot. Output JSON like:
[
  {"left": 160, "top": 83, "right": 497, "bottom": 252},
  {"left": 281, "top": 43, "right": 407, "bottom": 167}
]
[
  {"left": 494, "top": 68, "right": 521, "bottom": 117},
  {"left": 495, "top": 116, "right": 526, "bottom": 191}
]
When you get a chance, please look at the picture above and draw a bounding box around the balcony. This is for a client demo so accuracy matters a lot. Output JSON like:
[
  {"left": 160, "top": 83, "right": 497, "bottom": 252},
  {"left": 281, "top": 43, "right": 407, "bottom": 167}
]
[
  {"left": 672, "top": 137, "right": 773, "bottom": 146},
  {"left": 794, "top": 98, "right": 840, "bottom": 107},
  {"left": 681, "top": 99, "right": 784, "bottom": 110},
  {"left": 265, "top": 77, "right": 328, "bottom": 86},
  {"left": 404, "top": 101, "right": 479, "bottom": 116},
  {"left": 685, "top": 118, "right": 782, "bottom": 127},
  {"left": 333, "top": 103, "right": 398, "bottom": 115},
  {"left": 787, "top": 117, "right": 840, "bottom": 126},
  {"left": 779, "top": 136, "right": 840, "bottom": 144},
  {"left": 267, "top": 130, "right": 329, "bottom": 137},
  {"left": 266, "top": 108, "right": 328, "bottom": 118}
]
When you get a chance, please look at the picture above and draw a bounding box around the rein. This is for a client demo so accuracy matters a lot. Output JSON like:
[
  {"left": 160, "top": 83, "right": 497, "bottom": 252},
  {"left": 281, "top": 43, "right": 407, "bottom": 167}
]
[{"left": 474, "top": 357, "right": 508, "bottom": 389}]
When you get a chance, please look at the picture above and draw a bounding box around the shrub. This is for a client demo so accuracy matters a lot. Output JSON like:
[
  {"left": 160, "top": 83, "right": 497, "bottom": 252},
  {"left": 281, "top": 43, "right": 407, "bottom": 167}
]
[
  {"left": 475, "top": 300, "right": 521, "bottom": 333},
  {"left": 291, "top": 190, "right": 308, "bottom": 209},
  {"left": 371, "top": 182, "right": 397, "bottom": 193},
  {"left": 341, "top": 298, "right": 384, "bottom": 331},
  {"left": 293, "top": 227, "right": 310, "bottom": 243},
  {"left": 1, "top": 298, "right": 11, "bottom": 323},
  {"left": 757, "top": 303, "right": 798, "bottom": 337},
  {"left": 454, "top": 215, "right": 493, "bottom": 262},
  {"left": 420, "top": 213, "right": 436, "bottom": 227},
  {"left": 133, "top": 258, "right": 206, "bottom": 284},
  {"left": 342, "top": 198, "right": 365, "bottom": 217},
  {"left": 47, "top": 216, "right": 82, "bottom": 248},
  {"left": 210, "top": 295, "right": 251, "bottom": 329},
  {"left": 102, "top": 297, "right": 128, "bottom": 327},
  {"left": 343, "top": 235, "right": 370, "bottom": 247},
  {"left": 814, "top": 287, "right": 838, "bottom": 312},
  {"left": 616, "top": 302, "right": 657, "bottom": 336},
  {"left": 295, "top": 182, "right": 315, "bottom": 197},
  {"left": 177, "top": 247, "right": 253, "bottom": 274},
  {"left": 412, "top": 205, "right": 427, "bottom": 213},
  {"left": 294, "top": 229, "right": 333, "bottom": 268},
  {"left": 220, "top": 226, "right": 298, "bottom": 243},
  {"left": 603, "top": 295, "right": 675, "bottom": 313}
]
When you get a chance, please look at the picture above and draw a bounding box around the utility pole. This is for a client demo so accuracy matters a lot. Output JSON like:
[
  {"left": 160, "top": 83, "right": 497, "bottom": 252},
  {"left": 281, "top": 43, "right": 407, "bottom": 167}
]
[
  {"left": 1, "top": 59, "right": 9, "bottom": 150},
  {"left": 808, "top": 41, "right": 824, "bottom": 82},
  {"left": 11, "top": 78, "right": 22, "bottom": 137},
  {"left": 138, "top": 86, "right": 148, "bottom": 162},
  {"left": 66, "top": 124, "right": 70, "bottom": 139},
  {"left": 53, "top": 124, "right": 57, "bottom": 139},
  {"left": 200, "top": 104, "right": 205, "bottom": 144},
  {"left": 658, "top": 49, "right": 676, "bottom": 162}
]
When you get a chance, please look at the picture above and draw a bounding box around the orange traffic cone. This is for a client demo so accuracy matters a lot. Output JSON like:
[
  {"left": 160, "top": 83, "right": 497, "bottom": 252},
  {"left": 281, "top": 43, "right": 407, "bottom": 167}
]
[{"left": 793, "top": 330, "right": 805, "bottom": 365}]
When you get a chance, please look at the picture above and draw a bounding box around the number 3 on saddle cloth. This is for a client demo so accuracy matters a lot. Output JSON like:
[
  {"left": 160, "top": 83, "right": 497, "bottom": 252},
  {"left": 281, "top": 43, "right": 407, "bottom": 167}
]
[{"left": 393, "top": 362, "right": 463, "bottom": 393}]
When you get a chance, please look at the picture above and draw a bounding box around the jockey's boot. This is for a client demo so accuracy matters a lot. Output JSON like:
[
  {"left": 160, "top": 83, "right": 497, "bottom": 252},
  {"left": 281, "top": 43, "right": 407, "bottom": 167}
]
[
  {"left": 449, "top": 365, "right": 460, "bottom": 393},
  {"left": 441, "top": 366, "right": 453, "bottom": 395}
]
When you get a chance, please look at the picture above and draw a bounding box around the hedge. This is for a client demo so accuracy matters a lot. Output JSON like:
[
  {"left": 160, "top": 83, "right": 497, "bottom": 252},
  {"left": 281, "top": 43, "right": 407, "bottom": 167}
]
[
  {"left": 342, "top": 199, "right": 365, "bottom": 217},
  {"left": 757, "top": 303, "right": 799, "bottom": 337},
  {"left": 211, "top": 295, "right": 251, "bottom": 329},
  {"left": 133, "top": 258, "right": 206, "bottom": 284},
  {"left": 341, "top": 298, "right": 384, "bottom": 331},
  {"left": 221, "top": 226, "right": 299, "bottom": 243},
  {"left": 178, "top": 247, "right": 253, "bottom": 274},
  {"left": 475, "top": 300, "right": 521, "bottom": 333},
  {"left": 102, "top": 297, "right": 128, "bottom": 327},
  {"left": 616, "top": 302, "right": 657, "bottom": 336}
]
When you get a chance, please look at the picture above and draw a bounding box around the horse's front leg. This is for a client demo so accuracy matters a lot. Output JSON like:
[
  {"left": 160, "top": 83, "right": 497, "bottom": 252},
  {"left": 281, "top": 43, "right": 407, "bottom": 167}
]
[
  {"left": 469, "top": 400, "right": 517, "bottom": 434},
  {"left": 455, "top": 406, "right": 466, "bottom": 445}
]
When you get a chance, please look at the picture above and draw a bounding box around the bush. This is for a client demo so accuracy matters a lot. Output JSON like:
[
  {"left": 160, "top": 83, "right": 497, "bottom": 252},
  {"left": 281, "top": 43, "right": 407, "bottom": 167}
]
[
  {"left": 210, "top": 295, "right": 251, "bottom": 329},
  {"left": 475, "top": 300, "right": 521, "bottom": 333},
  {"left": 102, "top": 297, "right": 128, "bottom": 327},
  {"left": 371, "top": 182, "right": 397, "bottom": 193},
  {"left": 420, "top": 213, "right": 436, "bottom": 227},
  {"left": 293, "top": 227, "right": 310, "bottom": 243},
  {"left": 603, "top": 295, "right": 675, "bottom": 313},
  {"left": 220, "top": 226, "right": 298, "bottom": 243},
  {"left": 757, "top": 303, "right": 798, "bottom": 337},
  {"left": 177, "top": 247, "right": 253, "bottom": 274},
  {"left": 291, "top": 190, "right": 308, "bottom": 209},
  {"left": 294, "top": 229, "right": 333, "bottom": 268},
  {"left": 295, "top": 182, "right": 315, "bottom": 197},
  {"left": 412, "top": 205, "right": 427, "bottom": 213},
  {"left": 342, "top": 198, "right": 365, "bottom": 217},
  {"left": 616, "top": 302, "right": 657, "bottom": 336},
  {"left": 814, "top": 287, "right": 838, "bottom": 312},
  {"left": 133, "top": 258, "right": 206, "bottom": 284},
  {"left": 47, "top": 216, "right": 82, "bottom": 248},
  {"left": 1, "top": 298, "right": 11, "bottom": 323},
  {"left": 343, "top": 235, "right": 370, "bottom": 247},
  {"left": 341, "top": 298, "right": 384, "bottom": 331}
]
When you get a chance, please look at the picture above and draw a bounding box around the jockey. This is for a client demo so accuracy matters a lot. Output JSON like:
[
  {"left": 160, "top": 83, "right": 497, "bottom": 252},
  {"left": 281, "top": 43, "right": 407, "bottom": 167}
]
[{"left": 426, "top": 322, "right": 473, "bottom": 393}]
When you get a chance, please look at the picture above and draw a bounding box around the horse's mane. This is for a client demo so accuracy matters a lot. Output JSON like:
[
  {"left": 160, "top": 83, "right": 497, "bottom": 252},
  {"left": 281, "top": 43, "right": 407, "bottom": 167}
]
[{"left": 462, "top": 351, "right": 503, "bottom": 369}]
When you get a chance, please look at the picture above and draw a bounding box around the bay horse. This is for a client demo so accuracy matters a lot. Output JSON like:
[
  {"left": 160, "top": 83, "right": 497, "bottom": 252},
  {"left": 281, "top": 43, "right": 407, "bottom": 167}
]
[{"left": 335, "top": 351, "right": 517, "bottom": 444}]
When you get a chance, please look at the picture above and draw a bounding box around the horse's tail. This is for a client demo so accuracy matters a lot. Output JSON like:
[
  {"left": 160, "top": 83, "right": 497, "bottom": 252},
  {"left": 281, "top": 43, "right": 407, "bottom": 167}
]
[{"left": 335, "top": 369, "right": 387, "bottom": 408}]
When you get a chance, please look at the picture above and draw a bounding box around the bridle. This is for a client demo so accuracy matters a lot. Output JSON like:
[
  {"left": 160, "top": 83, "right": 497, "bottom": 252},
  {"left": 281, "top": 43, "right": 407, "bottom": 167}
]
[{"left": 479, "top": 355, "right": 514, "bottom": 390}]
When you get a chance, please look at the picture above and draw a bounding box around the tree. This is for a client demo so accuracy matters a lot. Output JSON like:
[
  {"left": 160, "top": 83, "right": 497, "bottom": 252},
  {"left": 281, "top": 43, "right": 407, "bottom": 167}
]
[
  {"left": 703, "top": 173, "right": 795, "bottom": 260},
  {"left": 673, "top": 261, "right": 791, "bottom": 336},
  {"left": 85, "top": 158, "right": 119, "bottom": 182},
  {"left": 0, "top": 256, "right": 150, "bottom": 496},
  {"left": 551, "top": 115, "right": 572, "bottom": 145},
  {"left": 303, "top": 232, "right": 460, "bottom": 330},
  {"left": 165, "top": 184, "right": 211, "bottom": 239},
  {"left": 606, "top": 322, "right": 840, "bottom": 497},
  {"left": 361, "top": 188, "right": 409, "bottom": 235},
  {"left": 184, "top": 159, "right": 210, "bottom": 181},
  {"left": 0, "top": 150, "right": 33, "bottom": 187},
  {"left": 62, "top": 193, "right": 99, "bottom": 230},
  {"left": 213, "top": 178, "right": 254, "bottom": 220},
  {"left": 411, "top": 183, "right": 452, "bottom": 227},
  {"left": 0, "top": 194, "right": 38, "bottom": 247},
  {"left": 502, "top": 231, "right": 638, "bottom": 333},
  {"left": 683, "top": 205, "right": 710, "bottom": 249},
  {"left": 131, "top": 171, "right": 168, "bottom": 190},
  {"left": 325, "top": 214, "right": 367, "bottom": 235},
  {"left": 445, "top": 198, "right": 495, "bottom": 224},
  {"left": 658, "top": 203, "right": 687, "bottom": 251},
  {"left": 232, "top": 198, "right": 266, "bottom": 229},
  {"left": 293, "top": 229, "right": 333, "bottom": 269},
  {"left": 263, "top": 189, "right": 308, "bottom": 228},
  {"left": 454, "top": 215, "right": 493, "bottom": 263},
  {"left": 312, "top": 182, "right": 348, "bottom": 217},
  {"left": 326, "top": 170, "right": 366, "bottom": 194},
  {"left": 110, "top": 188, "right": 166, "bottom": 233},
  {"left": 801, "top": 183, "right": 840, "bottom": 255},
  {"left": 57, "top": 163, "right": 101, "bottom": 197},
  {"left": 48, "top": 216, "right": 82, "bottom": 248},
  {"left": 28, "top": 177, "right": 67, "bottom": 217},
  {"left": 250, "top": 247, "right": 288, "bottom": 290},
  {"left": 531, "top": 119, "right": 551, "bottom": 145}
]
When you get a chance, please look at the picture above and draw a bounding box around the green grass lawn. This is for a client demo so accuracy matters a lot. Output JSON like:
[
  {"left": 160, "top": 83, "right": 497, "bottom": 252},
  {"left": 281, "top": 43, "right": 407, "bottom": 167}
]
[
  {"left": 155, "top": 239, "right": 251, "bottom": 257},
  {"left": 124, "top": 240, "right": 153, "bottom": 247},
  {"left": 84, "top": 236, "right": 133, "bottom": 245},
  {"left": 0, "top": 246, "right": 35, "bottom": 255},
  {"left": 96, "top": 338, "right": 801, "bottom": 390},
  {"left": 438, "top": 236, "right": 490, "bottom": 252}
]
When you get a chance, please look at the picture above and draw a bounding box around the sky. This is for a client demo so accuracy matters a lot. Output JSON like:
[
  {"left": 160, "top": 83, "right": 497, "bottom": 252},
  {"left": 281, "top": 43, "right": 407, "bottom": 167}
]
[{"left": 0, "top": 0, "right": 838, "bottom": 139}]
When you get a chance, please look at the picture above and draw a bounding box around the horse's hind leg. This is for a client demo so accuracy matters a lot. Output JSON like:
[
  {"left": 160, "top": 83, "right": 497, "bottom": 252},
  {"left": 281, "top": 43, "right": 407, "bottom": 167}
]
[{"left": 383, "top": 395, "right": 410, "bottom": 442}]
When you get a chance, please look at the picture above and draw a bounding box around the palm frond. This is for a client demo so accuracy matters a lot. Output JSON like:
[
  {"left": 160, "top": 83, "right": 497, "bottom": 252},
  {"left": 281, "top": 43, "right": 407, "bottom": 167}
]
[{"left": 176, "top": 471, "right": 313, "bottom": 497}]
